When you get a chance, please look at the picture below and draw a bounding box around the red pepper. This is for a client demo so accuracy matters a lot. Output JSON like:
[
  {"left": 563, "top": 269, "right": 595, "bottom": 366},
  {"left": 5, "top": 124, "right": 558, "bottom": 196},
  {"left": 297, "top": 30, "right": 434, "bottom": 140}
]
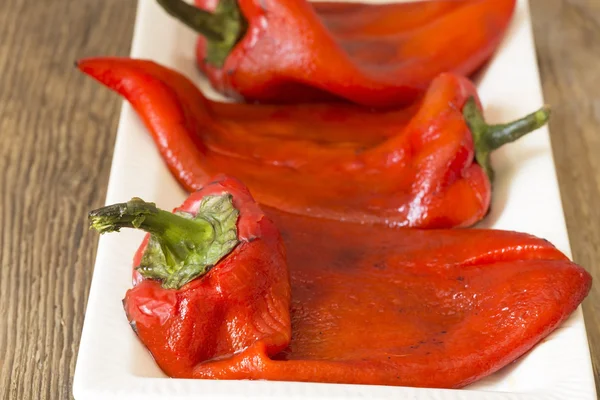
[
  {"left": 155, "top": 0, "right": 516, "bottom": 107},
  {"left": 88, "top": 176, "right": 291, "bottom": 376},
  {"left": 90, "top": 177, "right": 591, "bottom": 388},
  {"left": 79, "top": 57, "right": 549, "bottom": 228}
]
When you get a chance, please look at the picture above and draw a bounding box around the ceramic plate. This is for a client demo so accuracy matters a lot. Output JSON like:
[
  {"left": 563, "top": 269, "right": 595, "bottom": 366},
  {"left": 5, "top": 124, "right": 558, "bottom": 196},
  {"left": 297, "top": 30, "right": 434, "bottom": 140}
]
[{"left": 73, "top": 0, "right": 596, "bottom": 398}]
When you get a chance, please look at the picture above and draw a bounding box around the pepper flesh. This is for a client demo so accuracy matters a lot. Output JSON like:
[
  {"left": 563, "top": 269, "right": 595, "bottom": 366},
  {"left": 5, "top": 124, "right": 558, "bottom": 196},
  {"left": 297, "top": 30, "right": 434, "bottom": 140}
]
[
  {"left": 117, "top": 177, "right": 291, "bottom": 376},
  {"left": 160, "top": 0, "right": 517, "bottom": 107},
  {"left": 78, "top": 58, "right": 549, "bottom": 228},
  {"left": 111, "top": 180, "right": 590, "bottom": 388},
  {"left": 196, "top": 207, "right": 591, "bottom": 387}
]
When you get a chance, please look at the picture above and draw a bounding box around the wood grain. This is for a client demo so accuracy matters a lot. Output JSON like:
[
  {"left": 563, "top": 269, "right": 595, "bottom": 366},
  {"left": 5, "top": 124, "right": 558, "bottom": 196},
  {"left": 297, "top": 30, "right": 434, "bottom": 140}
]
[
  {"left": 0, "top": 0, "right": 599, "bottom": 399},
  {"left": 531, "top": 0, "right": 600, "bottom": 395},
  {"left": 0, "top": 0, "right": 136, "bottom": 399}
]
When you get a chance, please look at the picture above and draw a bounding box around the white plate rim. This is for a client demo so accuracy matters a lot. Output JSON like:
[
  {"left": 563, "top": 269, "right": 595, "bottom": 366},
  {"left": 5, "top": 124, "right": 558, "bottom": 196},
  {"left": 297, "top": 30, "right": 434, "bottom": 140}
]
[{"left": 73, "top": 0, "right": 597, "bottom": 399}]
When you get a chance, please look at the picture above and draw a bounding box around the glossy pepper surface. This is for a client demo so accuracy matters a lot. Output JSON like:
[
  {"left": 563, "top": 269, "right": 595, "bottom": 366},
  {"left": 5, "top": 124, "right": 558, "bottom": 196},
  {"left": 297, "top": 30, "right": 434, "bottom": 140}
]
[
  {"left": 155, "top": 0, "right": 516, "bottom": 107},
  {"left": 90, "top": 178, "right": 591, "bottom": 388},
  {"left": 79, "top": 58, "right": 550, "bottom": 228},
  {"left": 89, "top": 177, "right": 291, "bottom": 376}
]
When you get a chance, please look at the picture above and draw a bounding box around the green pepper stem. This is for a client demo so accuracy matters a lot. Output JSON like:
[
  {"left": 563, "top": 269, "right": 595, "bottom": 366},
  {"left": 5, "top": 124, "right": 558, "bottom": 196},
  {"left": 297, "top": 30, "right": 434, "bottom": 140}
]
[
  {"left": 89, "top": 195, "right": 239, "bottom": 289},
  {"left": 156, "top": 0, "right": 247, "bottom": 67},
  {"left": 89, "top": 198, "right": 215, "bottom": 262},
  {"left": 463, "top": 97, "right": 551, "bottom": 181},
  {"left": 485, "top": 108, "right": 550, "bottom": 149},
  {"left": 156, "top": 0, "right": 226, "bottom": 41}
]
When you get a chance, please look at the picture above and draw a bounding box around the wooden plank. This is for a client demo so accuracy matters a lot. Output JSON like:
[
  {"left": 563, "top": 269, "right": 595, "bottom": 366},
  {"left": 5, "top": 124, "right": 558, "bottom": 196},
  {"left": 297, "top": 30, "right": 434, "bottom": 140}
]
[
  {"left": 0, "top": 1, "right": 136, "bottom": 399},
  {"left": 530, "top": 0, "right": 600, "bottom": 394}
]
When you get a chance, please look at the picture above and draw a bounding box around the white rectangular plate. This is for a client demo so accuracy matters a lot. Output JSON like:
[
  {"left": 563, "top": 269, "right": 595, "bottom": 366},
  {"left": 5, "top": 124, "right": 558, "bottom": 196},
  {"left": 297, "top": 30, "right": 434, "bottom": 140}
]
[{"left": 73, "top": 0, "right": 596, "bottom": 399}]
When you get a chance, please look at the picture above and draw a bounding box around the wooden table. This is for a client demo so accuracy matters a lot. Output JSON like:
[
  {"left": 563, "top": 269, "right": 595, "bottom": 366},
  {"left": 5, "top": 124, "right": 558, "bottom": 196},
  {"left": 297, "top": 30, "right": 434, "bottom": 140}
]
[{"left": 0, "top": 0, "right": 598, "bottom": 398}]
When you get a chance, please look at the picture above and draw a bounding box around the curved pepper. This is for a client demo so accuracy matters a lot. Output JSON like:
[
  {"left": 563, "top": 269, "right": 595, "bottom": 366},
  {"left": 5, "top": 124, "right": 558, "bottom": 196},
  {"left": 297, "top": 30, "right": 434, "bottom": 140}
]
[
  {"left": 90, "top": 178, "right": 591, "bottom": 388},
  {"left": 79, "top": 58, "right": 550, "bottom": 228},
  {"left": 155, "top": 0, "right": 516, "bottom": 107},
  {"left": 89, "top": 176, "right": 291, "bottom": 376}
]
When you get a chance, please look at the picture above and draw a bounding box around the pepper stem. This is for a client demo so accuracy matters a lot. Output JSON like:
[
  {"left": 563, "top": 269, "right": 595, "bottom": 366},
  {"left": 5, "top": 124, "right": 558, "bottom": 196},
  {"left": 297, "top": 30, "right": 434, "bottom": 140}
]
[
  {"left": 463, "top": 97, "right": 550, "bottom": 181},
  {"left": 89, "top": 195, "right": 239, "bottom": 289},
  {"left": 156, "top": 0, "right": 247, "bottom": 67}
]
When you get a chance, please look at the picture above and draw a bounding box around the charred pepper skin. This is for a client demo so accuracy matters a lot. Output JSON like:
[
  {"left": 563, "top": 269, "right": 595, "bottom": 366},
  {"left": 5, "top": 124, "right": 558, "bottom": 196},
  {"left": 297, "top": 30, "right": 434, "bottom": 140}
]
[
  {"left": 193, "top": 207, "right": 591, "bottom": 388},
  {"left": 197, "top": 208, "right": 591, "bottom": 388},
  {"left": 155, "top": 0, "right": 516, "bottom": 107},
  {"left": 89, "top": 178, "right": 591, "bottom": 388},
  {"left": 90, "top": 176, "right": 291, "bottom": 377},
  {"left": 78, "top": 58, "right": 549, "bottom": 229}
]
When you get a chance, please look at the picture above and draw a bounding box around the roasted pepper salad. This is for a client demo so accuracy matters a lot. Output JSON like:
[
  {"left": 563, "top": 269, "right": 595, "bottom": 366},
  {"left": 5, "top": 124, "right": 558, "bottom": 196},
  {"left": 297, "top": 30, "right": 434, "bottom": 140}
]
[{"left": 82, "top": 0, "right": 591, "bottom": 390}]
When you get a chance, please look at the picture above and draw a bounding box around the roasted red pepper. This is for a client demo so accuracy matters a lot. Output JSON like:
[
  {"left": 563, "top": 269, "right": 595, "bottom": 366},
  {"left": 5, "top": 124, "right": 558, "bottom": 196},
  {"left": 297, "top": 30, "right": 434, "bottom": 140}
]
[
  {"left": 89, "top": 176, "right": 291, "bottom": 376},
  {"left": 155, "top": 0, "right": 516, "bottom": 107},
  {"left": 89, "top": 177, "right": 591, "bottom": 388},
  {"left": 79, "top": 58, "right": 549, "bottom": 228}
]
